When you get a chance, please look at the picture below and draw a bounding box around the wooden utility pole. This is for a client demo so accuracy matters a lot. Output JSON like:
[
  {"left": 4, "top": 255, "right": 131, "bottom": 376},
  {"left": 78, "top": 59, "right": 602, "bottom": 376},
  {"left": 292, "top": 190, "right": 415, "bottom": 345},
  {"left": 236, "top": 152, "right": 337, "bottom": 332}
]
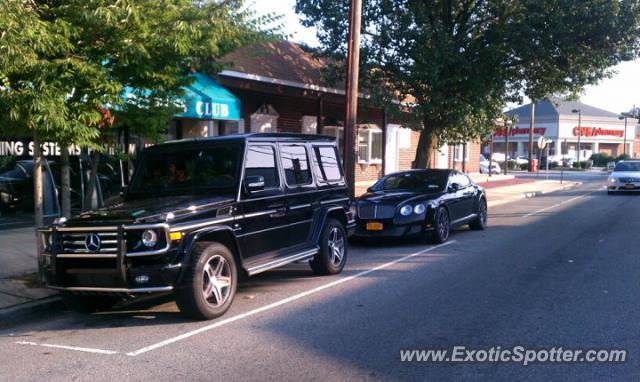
[
  {"left": 343, "top": 0, "right": 362, "bottom": 197},
  {"left": 33, "top": 131, "right": 44, "bottom": 252},
  {"left": 528, "top": 102, "right": 536, "bottom": 172}
]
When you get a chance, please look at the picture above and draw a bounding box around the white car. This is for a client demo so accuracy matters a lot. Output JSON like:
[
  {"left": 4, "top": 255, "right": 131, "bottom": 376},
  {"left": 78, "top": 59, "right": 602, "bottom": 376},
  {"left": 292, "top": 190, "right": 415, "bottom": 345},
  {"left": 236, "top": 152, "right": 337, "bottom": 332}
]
[
  {"left": 607, "top": 160, "right": 640, "bottom": 194},
  {"left": 514, "top": 156, "right": 529, "bottom": 165},
  {"left": 480, "top": 155, "right": 501, "bottom": 174}
]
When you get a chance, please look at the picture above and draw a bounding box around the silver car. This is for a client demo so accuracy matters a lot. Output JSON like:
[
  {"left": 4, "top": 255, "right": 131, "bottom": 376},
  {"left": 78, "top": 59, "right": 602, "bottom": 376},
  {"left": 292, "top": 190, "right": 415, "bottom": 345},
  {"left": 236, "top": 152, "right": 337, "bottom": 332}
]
[{"left": 607, "top": 160, "right": 640, "bottom": 194}]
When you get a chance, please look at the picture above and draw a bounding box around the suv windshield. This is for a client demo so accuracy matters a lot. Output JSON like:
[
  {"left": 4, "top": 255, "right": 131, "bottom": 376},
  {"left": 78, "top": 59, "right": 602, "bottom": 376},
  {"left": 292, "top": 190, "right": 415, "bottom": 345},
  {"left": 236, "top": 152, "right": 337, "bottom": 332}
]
[
  {"left": 129, "top": 144, "right": 242, "bottom": 196},
  {"left": 372, "top": 171, "right": 449, "bottom": 193},
  {"left": 613, "top": 162, "right": 640, "bottom": 172}
]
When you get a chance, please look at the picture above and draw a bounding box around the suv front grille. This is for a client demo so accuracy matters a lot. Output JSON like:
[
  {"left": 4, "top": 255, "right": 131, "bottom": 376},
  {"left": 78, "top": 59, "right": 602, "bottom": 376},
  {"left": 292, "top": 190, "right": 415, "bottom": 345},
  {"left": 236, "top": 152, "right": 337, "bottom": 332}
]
[{"left": 57, "top": 230, "right": 120, "bottom": 258}]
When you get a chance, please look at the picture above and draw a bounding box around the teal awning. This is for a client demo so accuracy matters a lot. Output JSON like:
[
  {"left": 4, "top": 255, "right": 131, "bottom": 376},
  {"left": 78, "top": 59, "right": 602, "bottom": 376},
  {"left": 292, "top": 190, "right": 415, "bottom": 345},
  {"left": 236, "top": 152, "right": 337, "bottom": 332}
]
[{"left": 121, "top": 72, "right": 241, "bottom": 121}]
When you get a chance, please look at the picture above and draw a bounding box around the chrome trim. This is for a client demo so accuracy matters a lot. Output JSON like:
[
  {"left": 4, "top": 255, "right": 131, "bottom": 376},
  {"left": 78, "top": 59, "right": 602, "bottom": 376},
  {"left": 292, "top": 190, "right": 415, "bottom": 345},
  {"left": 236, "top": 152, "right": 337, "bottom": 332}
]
[
  {"left": 48, "top": 285, "right": 173, "bottom": 293},
  {"left": 289, "top": 203, "right": 311, "bottom": 210},
  {"left": 451, "top": 213, "right": 478, "bottom": 225},
  {"left": 320, "top": 197, "right": 350, "bottom": 205},
  {"left": 247, "top": 247, "right": 319, "bottom": 276},
  {"left": 124, "top": 223, "right": 172, "bottom": 257},
  {"left": 56, "top": 226, "right": 118, "bottom": 232},
  {"left": 56, "top": 254, "right": 118, "bottom": 259},
  {"left": 242, "top": 209, "right": 277, "bottom": 219},
  {"left": 236, "top": 219, "right": 313, "bottom": 238}
]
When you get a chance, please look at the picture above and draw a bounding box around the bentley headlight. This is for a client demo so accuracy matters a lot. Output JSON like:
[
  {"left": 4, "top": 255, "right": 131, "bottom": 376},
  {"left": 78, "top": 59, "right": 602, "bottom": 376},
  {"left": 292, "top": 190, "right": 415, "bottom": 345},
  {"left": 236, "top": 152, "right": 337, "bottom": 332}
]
[
  {"left": 141, "top": 229, "right": 158, "bottom": 247},
  {"left": 400, "top": 205, "right": 413, "bottom": 216},
  {"left": 413, "top": 204, "right": 426, "bottom": 214}
]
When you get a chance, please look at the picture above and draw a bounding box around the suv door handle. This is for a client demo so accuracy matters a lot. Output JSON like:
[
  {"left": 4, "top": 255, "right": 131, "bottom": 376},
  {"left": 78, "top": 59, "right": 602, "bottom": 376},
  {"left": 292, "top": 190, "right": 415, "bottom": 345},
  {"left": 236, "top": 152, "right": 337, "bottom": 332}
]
[{"left": 269, "top": 207, "right": 287, "bottom": 218}]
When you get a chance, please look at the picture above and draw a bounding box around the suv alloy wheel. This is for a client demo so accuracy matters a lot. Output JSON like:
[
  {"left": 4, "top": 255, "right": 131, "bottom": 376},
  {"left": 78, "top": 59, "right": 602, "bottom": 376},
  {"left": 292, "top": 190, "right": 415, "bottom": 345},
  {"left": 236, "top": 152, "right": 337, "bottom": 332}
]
[
  {"left": 311, "top": 218, "right": 347, "bottom": 275},
  {"left": 175, "top": 242, "right": 238, "bottom": 320}
]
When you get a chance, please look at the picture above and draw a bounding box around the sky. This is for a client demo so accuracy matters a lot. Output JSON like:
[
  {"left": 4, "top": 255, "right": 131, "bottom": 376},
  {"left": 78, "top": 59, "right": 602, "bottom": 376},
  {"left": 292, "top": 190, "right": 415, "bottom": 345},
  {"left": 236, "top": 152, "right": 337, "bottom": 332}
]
[{"left": 250, "top": 0, "right": 640, "bottom": 115}]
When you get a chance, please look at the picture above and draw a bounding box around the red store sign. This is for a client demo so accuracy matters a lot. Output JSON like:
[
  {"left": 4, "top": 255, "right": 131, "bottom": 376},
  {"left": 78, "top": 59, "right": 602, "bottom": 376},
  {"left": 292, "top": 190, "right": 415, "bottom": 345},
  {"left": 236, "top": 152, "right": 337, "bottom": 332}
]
[
  {"left": 494, "top": 127, "right": 546, "bottom": 137},
  {"left": 572, "top": 126, "right": 623, "bottom": 138}
]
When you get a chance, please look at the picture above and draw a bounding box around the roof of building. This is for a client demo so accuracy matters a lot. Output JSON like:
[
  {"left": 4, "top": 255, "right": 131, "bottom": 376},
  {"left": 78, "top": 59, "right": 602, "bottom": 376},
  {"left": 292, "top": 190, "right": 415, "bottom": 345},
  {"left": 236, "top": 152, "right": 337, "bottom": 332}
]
[
  {"left": 219, "top": 40, "right": 343, "bottom": 90},
  {"left": 507, "top": 98, "right": 620, "bottom": 121}
]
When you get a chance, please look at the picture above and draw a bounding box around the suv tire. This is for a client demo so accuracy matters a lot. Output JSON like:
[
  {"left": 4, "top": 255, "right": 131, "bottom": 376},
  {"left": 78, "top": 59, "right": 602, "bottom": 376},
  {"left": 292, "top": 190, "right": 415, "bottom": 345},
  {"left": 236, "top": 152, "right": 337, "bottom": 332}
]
[
  {"left": 61, "top": 293, "right": 119, "bottom": 313},
  {"left": 175, "top": 242, "right": 237, "bottom": 320},
  {"left": 310, "top": 219, "right": 347, "bottom": 275},
  {"left": 469, "top": 198, "right": 488, "bottom": 230},
  {"left": 430, "top": 207, "right": 450, "bottom": 244}
]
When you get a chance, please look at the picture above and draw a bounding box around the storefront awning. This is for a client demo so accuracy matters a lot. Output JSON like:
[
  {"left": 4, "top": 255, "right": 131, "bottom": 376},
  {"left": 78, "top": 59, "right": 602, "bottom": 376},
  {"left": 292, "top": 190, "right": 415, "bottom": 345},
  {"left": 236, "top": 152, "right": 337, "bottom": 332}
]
[{"left": 121, "top": 72, "right": 241, "bottom": 121}]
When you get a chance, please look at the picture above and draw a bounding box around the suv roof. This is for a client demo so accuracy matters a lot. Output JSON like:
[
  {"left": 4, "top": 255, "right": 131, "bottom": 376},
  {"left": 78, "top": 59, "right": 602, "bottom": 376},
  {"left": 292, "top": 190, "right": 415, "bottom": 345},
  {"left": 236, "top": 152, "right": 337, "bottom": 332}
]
[{"left": 160, "top": 133, "right": 336, "bottom": 148}]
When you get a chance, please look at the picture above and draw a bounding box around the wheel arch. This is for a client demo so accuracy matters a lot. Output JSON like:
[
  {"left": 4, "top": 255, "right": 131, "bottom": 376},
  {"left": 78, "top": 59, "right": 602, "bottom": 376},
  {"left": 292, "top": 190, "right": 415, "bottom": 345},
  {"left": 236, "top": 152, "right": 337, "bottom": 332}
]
[{"left": 178, "top": 226, "right": 244, "bottom": 283}]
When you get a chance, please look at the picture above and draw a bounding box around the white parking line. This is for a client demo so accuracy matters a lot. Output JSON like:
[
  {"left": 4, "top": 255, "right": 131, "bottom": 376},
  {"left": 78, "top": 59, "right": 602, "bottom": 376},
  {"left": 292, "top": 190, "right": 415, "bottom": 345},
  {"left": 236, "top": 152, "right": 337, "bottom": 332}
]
[
  {"left": 15, "top": 340, "right": 119, "bottom": 355},
  {"left": 126, "top": 241, "right": 455, "bottom": 357},
  {"left": 522, "top": 189, "right": 599, "bottom": 218},
  {"left": 11, "top": 241, "right": 455, "bottom": 357}
]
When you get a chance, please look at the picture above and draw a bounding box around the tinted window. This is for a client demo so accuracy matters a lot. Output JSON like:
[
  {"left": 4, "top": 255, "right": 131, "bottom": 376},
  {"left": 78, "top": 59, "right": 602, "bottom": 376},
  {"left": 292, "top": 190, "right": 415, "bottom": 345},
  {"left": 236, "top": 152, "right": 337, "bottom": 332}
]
[
  {"left": 373, "top": 171, "right": 448, "bottom": 193},
  {"left": 454, "top": 173, "right": 471, "bottom": 187},
  {"left": 614, "top": 162, "right": 640, "bottom": 172},
  {"left": 281, "top": 145, "right": 312, "bottom": 186},
  {"left": 314, "top": 146, "right": 343, "bottom": 182},
  {"left": 245, "top": 145, "right": 279, "bottom": 189},
  {"left": 129, "top": 145, "right": 241, "bottom": 195}
]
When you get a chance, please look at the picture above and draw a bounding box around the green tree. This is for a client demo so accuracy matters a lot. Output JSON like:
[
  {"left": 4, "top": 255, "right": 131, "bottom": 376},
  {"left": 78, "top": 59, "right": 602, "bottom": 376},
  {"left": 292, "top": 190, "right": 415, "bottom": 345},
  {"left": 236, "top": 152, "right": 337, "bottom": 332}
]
[
  {"left": 0, "top": 0, "right": 279, "bottom": 222},
  {"left": 296, "top": 0, "right": 640, "bottom": 167}
]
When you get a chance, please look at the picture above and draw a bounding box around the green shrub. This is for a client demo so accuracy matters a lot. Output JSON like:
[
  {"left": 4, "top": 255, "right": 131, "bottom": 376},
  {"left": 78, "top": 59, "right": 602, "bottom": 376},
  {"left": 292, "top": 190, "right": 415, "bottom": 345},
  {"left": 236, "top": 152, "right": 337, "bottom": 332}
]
[
  {"left": 519, "top": 163, "right": 529, "bottom": 171},
  {"left": 616, "top": 154, "right": 631, "bottom": 162},
  {"left": 590, "top": 153, "right": 615, "bottom": 167}
]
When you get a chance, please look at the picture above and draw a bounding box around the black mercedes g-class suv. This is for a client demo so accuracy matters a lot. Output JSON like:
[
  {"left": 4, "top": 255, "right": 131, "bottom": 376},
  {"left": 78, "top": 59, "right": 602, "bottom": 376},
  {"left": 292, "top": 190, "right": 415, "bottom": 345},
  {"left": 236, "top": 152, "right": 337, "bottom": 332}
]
[{"left": 38, "top": 134, "right": 354, "bottom": 319}]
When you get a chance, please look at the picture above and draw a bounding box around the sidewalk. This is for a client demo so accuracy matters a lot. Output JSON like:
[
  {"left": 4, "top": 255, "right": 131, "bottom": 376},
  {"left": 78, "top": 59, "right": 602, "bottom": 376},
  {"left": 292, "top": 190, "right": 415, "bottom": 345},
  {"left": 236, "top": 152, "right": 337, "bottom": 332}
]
[{"left": 0, "top": 177, "right": 580, "bottom": 322}]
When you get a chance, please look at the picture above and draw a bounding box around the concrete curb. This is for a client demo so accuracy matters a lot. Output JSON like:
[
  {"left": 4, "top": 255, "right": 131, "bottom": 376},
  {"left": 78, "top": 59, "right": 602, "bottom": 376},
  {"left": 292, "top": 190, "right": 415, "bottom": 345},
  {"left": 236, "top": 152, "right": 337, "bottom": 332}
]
[
  {"left": 0, "top": 294, "right": 62, "bottom": 327},
  {"left": 487, "top": 182, "right": 582, "bottom": 208}
]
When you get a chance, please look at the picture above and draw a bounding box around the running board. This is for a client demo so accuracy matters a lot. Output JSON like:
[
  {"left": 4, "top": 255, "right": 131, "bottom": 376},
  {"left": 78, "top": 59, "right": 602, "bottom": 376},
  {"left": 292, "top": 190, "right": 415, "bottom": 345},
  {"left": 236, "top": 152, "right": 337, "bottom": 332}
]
[{"left": 246, "top": 247, "right": 319, "bottom": 276}]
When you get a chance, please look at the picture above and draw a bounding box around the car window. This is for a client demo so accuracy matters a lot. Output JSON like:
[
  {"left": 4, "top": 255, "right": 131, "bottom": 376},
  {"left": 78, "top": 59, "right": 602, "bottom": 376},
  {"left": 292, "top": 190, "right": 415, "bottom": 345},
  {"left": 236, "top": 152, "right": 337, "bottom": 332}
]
[
  {"left": 313, "top": 145, "right": 343, "bottom": 182},
  {"left": 281, "top": 144, "right": 313, "bottom": 186},
  {"left": 373, "top": 171, "right": 448, "bottom": 193},
  {"left": 244, "top": 145, "right": 280, "bottom": 189},
  {"left": 613, "top": 162, "right": 640, "bottom": 172}
]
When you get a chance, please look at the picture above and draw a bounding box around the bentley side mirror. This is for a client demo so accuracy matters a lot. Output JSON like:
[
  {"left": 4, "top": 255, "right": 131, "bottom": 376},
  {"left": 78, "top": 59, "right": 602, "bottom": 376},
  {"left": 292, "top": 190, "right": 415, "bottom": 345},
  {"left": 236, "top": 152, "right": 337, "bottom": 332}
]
[
  {"left": 448, "top": 183, "right": 460, "bottom": 193},
  {"left": 245, "top": 175, "right": 265, "bottom": 193},
  {"left": 366, "top": 186, "right": 374, "bottom": 193}
]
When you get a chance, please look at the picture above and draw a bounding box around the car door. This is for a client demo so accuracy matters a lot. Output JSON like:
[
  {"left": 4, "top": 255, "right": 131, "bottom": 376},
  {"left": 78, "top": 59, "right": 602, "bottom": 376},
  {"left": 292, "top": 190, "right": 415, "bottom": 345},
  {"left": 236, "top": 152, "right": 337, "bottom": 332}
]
[
  {"left": 455, "top": 173, "right": 476, "bottom": 220},
  {"left": 279, "top": 143, "right": 316, "bottom": 249},
  {"left": 237, "top": 143, "right": 289, "bottom": 259}
]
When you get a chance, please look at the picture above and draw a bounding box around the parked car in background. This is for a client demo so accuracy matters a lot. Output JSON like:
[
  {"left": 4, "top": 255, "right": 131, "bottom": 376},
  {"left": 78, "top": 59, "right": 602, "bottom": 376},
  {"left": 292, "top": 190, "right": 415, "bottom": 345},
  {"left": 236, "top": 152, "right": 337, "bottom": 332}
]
[
  {"left": 514, "top": 156, "right": 529, "bottom": 165},
  {"left": 607, "top": 160, "right": 640, "bottom": 194},
  {"left": 39, "top": 134, "right": 355, "bottom": 320},
  {"left": 489, "top": 152, "right": 508, "bottom": 162},
  {"left": 480, "top": 155, "right": 501, "bottom": 174},
  {"left": 353, "top": 169, "right": 487, "bottom": 243}
]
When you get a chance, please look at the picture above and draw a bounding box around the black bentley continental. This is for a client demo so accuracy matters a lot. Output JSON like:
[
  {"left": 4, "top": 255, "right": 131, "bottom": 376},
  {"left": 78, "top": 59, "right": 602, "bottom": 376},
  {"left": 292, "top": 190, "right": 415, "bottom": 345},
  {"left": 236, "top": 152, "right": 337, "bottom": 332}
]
[
  {"left": 353, "top": 169, "right": 487, "bottom": 243},
  {"left": 38, "top": 134, "right": 354, "bottom": 320}
]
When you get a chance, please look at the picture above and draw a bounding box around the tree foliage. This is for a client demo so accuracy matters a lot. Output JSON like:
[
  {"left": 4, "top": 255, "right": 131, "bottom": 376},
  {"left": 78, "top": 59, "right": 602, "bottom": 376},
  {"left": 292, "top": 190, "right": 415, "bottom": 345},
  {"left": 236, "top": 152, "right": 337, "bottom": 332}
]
[
  {"left": 0, "top": 0, "right": 279, "bottom": 148},
  {"left": 296, "top": 0, "right": 640, "bottom": 167}
]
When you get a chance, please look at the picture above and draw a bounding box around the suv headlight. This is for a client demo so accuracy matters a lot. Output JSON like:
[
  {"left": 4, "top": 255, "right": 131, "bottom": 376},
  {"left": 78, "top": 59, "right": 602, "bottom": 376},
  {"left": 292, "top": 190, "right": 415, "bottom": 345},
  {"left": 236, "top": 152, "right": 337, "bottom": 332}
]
[
  {"left": 400, "top": 205, "right": 413, "bottom": 216},
  {"left": 141, "top": 229, "right": 158, "bottom": 247},
  {"left": 413, "top": 204, "right": 426, "bottom": 214}
]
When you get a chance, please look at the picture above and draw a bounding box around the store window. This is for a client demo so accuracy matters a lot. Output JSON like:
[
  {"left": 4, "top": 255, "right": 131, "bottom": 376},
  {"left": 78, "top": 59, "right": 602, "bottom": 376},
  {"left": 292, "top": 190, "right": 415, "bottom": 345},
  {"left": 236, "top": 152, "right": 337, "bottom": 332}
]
[
  {"left": 323, "top": 126, "right": 344, "bottom": 154},
  {"left": 219, "top": 119, "right": 244, "bottom": 136},
  {"left": 301, "top": 116, "right": 318, "bottom": 134},
  {"left": 250, "top": 104, "right": 279, "bottom": 133},
  {"left": 358, "top": 126, "right": 383, "bottom": 164},
  {"left": 280, "top": 145, "right": 312, "bottom": 186},
  {"left": 453, "top": 143, "right": 469, "bottom": 162}
]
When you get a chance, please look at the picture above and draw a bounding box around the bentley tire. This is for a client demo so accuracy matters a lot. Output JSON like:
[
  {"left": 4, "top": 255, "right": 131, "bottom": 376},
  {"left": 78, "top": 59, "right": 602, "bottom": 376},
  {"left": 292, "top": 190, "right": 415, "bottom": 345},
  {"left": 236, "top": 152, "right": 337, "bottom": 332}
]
[
  {"left": 311, "top": 219, "right": 347, "bottom": 275},
  {"left": 175, "top": 242, "right": 237, "bottom": 320},
  {"left": 430, "top": 207, "right": 450, "bottom": 244},
  {"left": 469, "top": 198, "right": 488, "bottom": 230}
]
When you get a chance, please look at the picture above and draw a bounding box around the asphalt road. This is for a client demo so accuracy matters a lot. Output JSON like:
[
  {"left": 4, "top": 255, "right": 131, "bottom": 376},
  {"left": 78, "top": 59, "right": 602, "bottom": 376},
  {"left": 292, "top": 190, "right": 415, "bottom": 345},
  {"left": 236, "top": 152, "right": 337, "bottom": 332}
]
[{"left": 1, "top": 176, "right": 638, "bottom": 381}]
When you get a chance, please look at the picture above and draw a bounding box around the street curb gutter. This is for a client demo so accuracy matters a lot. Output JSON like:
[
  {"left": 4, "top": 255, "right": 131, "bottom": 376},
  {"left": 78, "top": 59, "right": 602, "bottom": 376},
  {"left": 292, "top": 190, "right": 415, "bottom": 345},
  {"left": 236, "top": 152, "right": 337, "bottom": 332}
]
[
  {"left": 0, "top": 295, "right": 62, "bottom": 328},
  {"left": 487, "top": 182, "right": 582, "bottom": 208}
]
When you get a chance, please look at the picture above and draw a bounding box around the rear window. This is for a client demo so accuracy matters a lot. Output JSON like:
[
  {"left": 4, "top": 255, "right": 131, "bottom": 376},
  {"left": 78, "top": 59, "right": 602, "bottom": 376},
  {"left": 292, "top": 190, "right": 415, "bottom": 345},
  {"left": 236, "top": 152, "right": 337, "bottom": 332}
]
[
  {"left": 313, "top": 146, "right": 343, "bottom": 182},
  {"left": 244, "top": 145, "right": 280, "bottom": 189}
]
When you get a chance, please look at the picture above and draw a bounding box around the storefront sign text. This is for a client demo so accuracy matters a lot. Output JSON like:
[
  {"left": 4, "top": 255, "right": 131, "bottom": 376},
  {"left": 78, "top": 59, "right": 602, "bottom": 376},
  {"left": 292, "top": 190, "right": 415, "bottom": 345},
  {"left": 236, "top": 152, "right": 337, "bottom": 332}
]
[
  {"left": 494, "top": 127, "right": 546, "bottom": 137},
  {"left": 194, "top": 101, "right": 230, "bottom": 118},
  {"left": 572, "top": 126, "right": 624, "bottom": 138}
]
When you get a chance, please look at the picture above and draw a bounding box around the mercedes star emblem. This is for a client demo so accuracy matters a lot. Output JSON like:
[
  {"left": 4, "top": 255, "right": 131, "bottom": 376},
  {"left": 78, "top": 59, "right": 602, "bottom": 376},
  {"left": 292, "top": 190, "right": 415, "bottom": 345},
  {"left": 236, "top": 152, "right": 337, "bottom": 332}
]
[{"left": 84, "top": 233, "right": 101, "bottom": 253}]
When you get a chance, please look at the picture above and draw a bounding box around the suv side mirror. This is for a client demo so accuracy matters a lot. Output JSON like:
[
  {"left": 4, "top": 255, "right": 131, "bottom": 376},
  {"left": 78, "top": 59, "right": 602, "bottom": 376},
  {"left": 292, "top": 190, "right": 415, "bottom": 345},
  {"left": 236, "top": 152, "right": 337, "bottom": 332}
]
[
  {"left": 245, "top": 175, "right": 265, "bottom": 193},
  {"left": 448, "top": 183, "right": 460, "bottom": 193}
]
